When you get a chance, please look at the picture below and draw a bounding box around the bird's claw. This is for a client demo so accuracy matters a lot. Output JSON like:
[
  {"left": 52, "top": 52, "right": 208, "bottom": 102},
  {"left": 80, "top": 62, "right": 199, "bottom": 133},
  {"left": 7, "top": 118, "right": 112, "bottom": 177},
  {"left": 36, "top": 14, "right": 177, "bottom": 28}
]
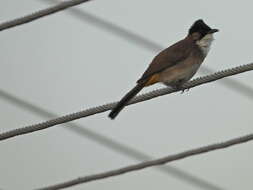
[{"left": 181, "top": 88, "right": 190, "bottom": 94}]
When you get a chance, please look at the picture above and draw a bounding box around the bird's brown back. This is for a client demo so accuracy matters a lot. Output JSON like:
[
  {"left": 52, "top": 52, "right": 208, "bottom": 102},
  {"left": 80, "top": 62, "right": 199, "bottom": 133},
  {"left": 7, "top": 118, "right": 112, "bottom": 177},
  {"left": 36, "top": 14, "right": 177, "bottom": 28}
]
[{"left": 137, "top": 36, "right": 195, "bottom": 84}]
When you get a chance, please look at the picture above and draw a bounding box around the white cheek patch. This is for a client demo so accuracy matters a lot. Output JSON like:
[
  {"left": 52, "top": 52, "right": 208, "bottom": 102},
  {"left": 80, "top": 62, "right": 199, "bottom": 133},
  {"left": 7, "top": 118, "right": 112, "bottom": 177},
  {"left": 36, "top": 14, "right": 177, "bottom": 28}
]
[{"left": 196, "top": 34, "right": 214, "bottom": 56}]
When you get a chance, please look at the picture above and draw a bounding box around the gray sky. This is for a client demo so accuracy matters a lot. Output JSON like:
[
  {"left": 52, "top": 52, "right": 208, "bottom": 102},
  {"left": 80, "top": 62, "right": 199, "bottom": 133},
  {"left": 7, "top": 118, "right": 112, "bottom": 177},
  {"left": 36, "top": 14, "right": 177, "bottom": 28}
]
[{"left": 0, "top": 0, "right": 253, "bottom": 190}]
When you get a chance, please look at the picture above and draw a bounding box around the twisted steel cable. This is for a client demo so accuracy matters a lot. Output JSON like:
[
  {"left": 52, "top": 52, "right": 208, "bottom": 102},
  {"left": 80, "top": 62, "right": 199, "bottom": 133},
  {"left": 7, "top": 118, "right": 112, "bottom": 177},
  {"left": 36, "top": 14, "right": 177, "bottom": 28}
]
[
  {"left": 0, "top": 63, "right": 253, "bottom": 141},
  {"left": 37, "top": 133, "right": 253, "bottom": 190},
  {"left": 0, "top": 0, "right": 92, "bottom": 32},
  {"left": 0, "top": 91, "right": 224, "bottom": 190}
]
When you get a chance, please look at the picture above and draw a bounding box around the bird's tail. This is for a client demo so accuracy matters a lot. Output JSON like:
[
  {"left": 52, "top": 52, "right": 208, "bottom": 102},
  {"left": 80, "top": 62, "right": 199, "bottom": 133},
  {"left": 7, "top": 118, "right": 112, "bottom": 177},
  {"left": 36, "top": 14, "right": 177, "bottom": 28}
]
[{"left": 108, "top": 82, "right": 146, "bottom": 119}]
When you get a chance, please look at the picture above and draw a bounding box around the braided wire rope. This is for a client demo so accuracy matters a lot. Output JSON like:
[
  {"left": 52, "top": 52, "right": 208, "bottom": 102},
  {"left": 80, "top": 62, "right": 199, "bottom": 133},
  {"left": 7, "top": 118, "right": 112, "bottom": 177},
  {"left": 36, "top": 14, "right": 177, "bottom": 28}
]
[
  {"left": 0, "top": 63, "right": 253, "bottom": 141},
  {"left": 37, "top": 133, "right": 253, "bottom": 190},
  {"left": 0, "top": 0, "right": 92, "bottom": 32}
]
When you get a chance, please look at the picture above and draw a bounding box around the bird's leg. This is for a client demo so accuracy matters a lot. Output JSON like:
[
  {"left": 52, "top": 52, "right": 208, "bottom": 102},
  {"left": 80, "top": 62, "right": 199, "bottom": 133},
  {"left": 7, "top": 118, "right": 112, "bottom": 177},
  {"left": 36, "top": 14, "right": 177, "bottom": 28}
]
[
  {"left": 181, "top": 83, "right": 191, "bottom": 93},
  {"left": 174, "top": 84, "right": 183, "bottom": 93},
  {"left": 181, "top": 88, "right": 190, "bottom": 93},
  {"left": 164, "top": 80, "right": 188, "bottom": 93},
  {"left": 170, "top": 83, "right": 186, "bottom": 94},
  {"left": 180, "top": 87, "right": 187, "bottom": 94},
  {"left": 174, "top": 80, "right": 186, "bottom": 93}
]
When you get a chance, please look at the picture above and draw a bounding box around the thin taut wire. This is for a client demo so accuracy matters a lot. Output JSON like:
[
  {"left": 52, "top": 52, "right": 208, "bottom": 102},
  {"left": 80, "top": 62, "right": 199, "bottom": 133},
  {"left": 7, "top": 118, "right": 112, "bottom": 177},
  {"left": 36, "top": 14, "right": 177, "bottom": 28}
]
[
  {"left": 0, "top": 62, "right": 253, "bottom": 141},
  {"left": 0, "top": 89, "right": 224, "bottom": 190},
  {"left": 0, "top": 1, "right": 224, "bottom": 189},
  {"left": 37, "top": 133, "right": 253, "bottom": 190},
  {"left": 0, "top": 0, "right": 92, "bottom": 32}
]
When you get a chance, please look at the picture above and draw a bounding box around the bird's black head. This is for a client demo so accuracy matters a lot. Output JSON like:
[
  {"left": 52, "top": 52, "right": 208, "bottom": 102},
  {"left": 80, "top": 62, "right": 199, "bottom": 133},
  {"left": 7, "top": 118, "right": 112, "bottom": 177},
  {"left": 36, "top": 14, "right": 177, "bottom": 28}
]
[{"left": 189, "top": 19, "right": 218, "bottom": 39}]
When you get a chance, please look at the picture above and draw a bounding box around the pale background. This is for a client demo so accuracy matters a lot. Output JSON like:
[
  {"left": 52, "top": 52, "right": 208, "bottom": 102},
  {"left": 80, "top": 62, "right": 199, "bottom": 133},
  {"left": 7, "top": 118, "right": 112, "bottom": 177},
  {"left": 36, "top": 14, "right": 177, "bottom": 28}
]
[{"left": 0, "top": 0, "right": 253, "bottom": 190}]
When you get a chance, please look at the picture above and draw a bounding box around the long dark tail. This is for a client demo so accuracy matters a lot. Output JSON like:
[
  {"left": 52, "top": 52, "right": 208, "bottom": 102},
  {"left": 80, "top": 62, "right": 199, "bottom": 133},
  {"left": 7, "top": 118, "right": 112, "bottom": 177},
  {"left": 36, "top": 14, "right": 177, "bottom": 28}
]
[{"left": 108, "top": 82, "right": 146, "bottom": 119}]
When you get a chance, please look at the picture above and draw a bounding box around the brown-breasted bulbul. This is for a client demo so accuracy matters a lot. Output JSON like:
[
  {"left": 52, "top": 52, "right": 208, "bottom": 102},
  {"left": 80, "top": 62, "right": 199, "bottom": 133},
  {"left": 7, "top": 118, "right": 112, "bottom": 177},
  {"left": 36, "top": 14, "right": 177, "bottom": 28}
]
[{"left": 109, "top": 19, "right": 218, "bottom": 119}]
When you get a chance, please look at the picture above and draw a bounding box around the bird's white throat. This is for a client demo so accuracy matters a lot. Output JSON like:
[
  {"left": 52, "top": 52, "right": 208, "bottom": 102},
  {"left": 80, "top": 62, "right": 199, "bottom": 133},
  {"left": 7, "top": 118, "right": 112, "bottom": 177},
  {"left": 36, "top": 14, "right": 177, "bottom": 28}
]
[{"left": 196, "top": 34, "right": 214, "bottom": 56}]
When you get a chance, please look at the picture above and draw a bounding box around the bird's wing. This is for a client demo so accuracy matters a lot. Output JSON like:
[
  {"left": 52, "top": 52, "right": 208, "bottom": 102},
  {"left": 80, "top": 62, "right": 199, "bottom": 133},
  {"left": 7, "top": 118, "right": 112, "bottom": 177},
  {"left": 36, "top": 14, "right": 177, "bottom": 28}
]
[{"left": 137, "top": 38, "right": 194, "bottom": 83}]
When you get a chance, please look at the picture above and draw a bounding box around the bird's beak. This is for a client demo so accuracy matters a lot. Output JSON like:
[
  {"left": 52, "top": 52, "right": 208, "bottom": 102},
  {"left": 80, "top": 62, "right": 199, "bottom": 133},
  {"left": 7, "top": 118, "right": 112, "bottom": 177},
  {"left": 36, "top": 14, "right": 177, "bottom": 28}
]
[{"left": 208, "top": 29, "right": 219, "bottom": 34}]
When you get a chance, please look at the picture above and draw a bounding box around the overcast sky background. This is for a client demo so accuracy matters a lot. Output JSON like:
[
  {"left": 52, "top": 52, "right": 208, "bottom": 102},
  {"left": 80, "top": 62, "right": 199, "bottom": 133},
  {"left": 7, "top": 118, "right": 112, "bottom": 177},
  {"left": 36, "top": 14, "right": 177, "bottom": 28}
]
[{"left": 0, "top": 0, "right": 253, "bottom": 190}]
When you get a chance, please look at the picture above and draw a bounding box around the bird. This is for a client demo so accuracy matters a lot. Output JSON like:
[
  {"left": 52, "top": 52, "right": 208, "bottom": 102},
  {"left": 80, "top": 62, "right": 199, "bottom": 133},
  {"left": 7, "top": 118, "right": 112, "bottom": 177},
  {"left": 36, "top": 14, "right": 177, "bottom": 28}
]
[{"left": 109, "top": 19, "right": 218, "bottom": 119}]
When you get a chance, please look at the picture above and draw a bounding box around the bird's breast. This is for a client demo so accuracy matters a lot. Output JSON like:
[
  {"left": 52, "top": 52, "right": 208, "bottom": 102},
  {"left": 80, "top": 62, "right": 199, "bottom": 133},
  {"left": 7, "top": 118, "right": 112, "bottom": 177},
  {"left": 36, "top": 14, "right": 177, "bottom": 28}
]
[{"left": 159, "top": 53, "right": 204, "bottom": 86}]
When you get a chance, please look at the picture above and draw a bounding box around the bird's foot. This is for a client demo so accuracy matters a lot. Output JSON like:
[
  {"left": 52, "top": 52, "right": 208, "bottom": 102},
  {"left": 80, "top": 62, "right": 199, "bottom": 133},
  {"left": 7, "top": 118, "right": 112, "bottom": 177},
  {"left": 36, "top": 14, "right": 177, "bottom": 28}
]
[
  {"left": 180, "top": 88, "right": 190, "bottom": 94},
  {"left": 172, "top": 84, "right": 183, "bottom": 92}
]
